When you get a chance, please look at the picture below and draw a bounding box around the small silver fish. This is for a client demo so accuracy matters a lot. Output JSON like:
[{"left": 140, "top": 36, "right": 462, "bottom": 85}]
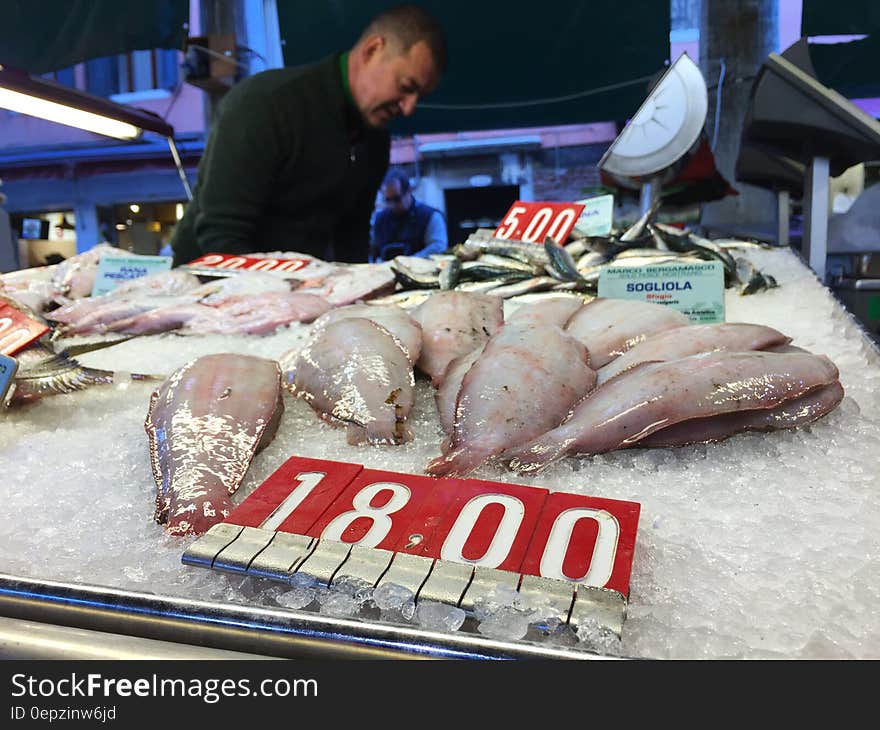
[
  {"left": 439, "top": 257, "right": 462, "bottom": 290},
  {"left": 619, "top": 199, "right": 661, "bottom": 241}
]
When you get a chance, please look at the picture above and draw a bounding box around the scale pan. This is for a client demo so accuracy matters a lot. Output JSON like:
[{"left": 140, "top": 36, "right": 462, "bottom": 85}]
[{"left": 599, "top": 52, "right": 708, "bottom": 179}]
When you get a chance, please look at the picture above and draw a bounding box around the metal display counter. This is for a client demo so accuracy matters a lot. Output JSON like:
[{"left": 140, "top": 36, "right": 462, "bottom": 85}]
[{"left": 1, "top": 246, "right": 878, "bottom": 660}]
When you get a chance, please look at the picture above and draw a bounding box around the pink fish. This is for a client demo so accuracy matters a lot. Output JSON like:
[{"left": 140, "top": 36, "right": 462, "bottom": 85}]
[
  {"left": 145, "top": 353, "right": 284, "bottom": 537},
  {"left": 411, "top": 291, "right": 504, "bottom": 386},
  {"left": 503, "top": 350, "right": 841, "bottom": 474},
  {"left": 426, "top": 321, "right": 595, "bottom": 477},
  {"left": 565, "top": 297, "right": 690, "bottom": 369}
]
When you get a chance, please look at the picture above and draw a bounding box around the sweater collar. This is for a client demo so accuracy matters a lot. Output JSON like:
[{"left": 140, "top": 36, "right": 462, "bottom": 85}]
[
  {"left": 336, "top": 51, "right": 365, "bottom": 141},
  {"left": 339, "top": 52, "right": 355, "bottom": 107}
]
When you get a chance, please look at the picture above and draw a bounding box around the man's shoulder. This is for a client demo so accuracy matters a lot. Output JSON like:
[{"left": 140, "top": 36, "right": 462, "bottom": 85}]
[
  {"left": 228, "top": 55, "right": 339, "bottom": 100},
  {"left": 414, "top": 200, "right": 444, "bottom": 217},
  {"left": 374, "top": 208, "right": 395, "bottom": 224}
]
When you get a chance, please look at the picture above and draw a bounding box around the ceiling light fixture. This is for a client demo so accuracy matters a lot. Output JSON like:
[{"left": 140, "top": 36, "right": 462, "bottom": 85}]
[{"left": 0, "top": 64, "right": 192, "bottom": 199}]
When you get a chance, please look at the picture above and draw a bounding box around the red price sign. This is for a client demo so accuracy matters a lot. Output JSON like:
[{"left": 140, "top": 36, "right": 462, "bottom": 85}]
[
  {"left": 494, "top": 201, "right": 585, "bottom": 244},
  {"left": 0, "top": 303, "right": 50, "bottom": 356},
  {"left": 221, "top": 455, "right": 641, "bottom": 597},
  {"left": 185, "top": 253, "right": 313, "bottom": 275}
]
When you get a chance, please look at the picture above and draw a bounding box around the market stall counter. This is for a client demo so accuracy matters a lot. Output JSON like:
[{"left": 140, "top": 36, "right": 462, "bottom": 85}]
[{"left": 1, "top": 243, "right": 878, "bottom": 660}]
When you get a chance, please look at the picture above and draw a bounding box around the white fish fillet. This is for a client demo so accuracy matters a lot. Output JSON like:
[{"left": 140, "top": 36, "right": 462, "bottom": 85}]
[
  {"left": 503, "top": 350, "right": 841, "bottom": 473},
  {"left": 426, "top": 321, "right": 596, "bottom": 477},
  {"left": 565, "top": 297, "right": 690, "bottom": 368},
  {"left": 596, "top": 322, "right": 792, "bottom": 384},
  {"left": 411, "top": 290, "right": 504, "bottom": 386}
]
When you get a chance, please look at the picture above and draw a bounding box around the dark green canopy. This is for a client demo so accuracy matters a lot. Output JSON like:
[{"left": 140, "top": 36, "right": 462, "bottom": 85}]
[
  {"left": 277, "top": 1, "right": 671, "bottom": 134},
  {"left": 801, "top": 1, "right": 880, "bottom": 100},
  {"left": 810, "top": 34, "right": 880, "bottom": 100},
  {"left": 802, "top": 0, "right": 880, "bottom": 35},
  {"left": 2, "top": 0, "right": 188, "bottom": 75}
]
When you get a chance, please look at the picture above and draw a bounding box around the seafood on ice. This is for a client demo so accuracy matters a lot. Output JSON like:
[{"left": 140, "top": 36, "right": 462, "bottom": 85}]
[
  {"left": 410, "top": 290, "right": 504, "bottom": 385},
  {"left": 502, "top": 349, "right": 843, "bottom": 473},
  {"left": 426, "top": 319, "right": 596, "bottom": 477},
  {"left": 144, "top": 353, "right": 284, "bottom": 536},
  {"left": 280, "top": 317, "right": 415, "bottom": 445}
]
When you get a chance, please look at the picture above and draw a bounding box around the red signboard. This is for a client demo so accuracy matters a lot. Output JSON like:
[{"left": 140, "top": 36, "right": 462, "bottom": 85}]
[
  {"left": 0, "top": 303, "right": 50, "bottom": 356},
  {"left": 307, "top": 469, "right": 458, "bottom": 552},
  {"left": 229, "top": 456, "right": 363, "bottom": 534},
  {"left": 222, "top": 455, "right": 641, "bottom": 598},
  {"left": 184, "top": 253, "right": 314, "bottom": 275},
  {"left": 494, "top": 201, "right": 585, "bottom": 244}
]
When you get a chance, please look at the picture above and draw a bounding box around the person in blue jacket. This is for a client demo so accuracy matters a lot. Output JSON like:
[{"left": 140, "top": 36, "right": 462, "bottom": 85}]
[{"left": 371, "top": 169, "right": 448, "bottom": 260}]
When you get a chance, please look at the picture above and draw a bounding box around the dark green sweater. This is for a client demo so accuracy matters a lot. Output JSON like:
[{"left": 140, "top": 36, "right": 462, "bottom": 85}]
[{"left": 170, "top": 53, "right": 390, "bottom": 266}]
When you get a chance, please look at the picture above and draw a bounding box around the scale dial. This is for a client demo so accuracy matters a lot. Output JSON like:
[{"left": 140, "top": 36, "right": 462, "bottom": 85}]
[{"left": 599, "top": 52, "right": 708, "bottom": 178}]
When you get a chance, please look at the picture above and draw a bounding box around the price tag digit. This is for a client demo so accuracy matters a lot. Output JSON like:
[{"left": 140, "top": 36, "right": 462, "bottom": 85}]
[
  {"left": 308, "top": 469, "right": 450, "bottom": 551},
  {"left": 495, "top": 204, "right": 529, "bottom": 239},
  {"left": 520, "top": 491, "right": 640, "bottom": 596},
  {"left": 0, "top": 303, "right": 50, "bottom": 356},
  {"left": 413, "top": 477, "right": 549, "bottom": 572},
  {"left": 494, "top": 201, "right": 585, "bottom": 244},
  {"left": 227, "top": 456, "right": 363, "bottom": 534}
]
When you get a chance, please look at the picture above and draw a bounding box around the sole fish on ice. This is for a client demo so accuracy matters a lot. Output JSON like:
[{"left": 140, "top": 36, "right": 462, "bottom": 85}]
[{"left": 145, "top": 353, "right": 284, "bottom": 537}]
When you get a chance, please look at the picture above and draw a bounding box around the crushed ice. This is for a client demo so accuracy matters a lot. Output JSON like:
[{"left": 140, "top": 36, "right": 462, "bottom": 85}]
[{"left": 2, "top": 248, "right": 879, "bottom": 658}]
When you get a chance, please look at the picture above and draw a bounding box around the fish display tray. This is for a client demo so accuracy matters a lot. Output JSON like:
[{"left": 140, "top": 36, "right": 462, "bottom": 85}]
[{"left": 1, "top": 246, "right": 879, "bottom": 660}]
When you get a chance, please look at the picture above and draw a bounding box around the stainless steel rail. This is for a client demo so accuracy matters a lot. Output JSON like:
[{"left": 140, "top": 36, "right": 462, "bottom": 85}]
[
  {"left": 0, "top": 617, "right": 274, "bottom": 660},
  {"left": 0, "top": 573, "right": 616, "bottom": 660}
]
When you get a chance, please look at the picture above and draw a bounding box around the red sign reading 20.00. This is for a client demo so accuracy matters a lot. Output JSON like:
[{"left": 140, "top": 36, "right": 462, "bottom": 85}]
[{"left": 494, "top": 201, "right": 585, "bottom": 244}]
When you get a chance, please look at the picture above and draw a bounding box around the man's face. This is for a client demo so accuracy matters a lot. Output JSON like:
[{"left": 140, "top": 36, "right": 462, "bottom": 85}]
[
  {"left": 354, "top": 37, "right": 439, "bottom": 129},
  {"left": 382, "top": 180, "right": 411, "bottom": 215}
]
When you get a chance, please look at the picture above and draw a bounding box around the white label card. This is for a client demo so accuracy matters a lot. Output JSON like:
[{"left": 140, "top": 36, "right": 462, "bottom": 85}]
[
  {"left": 598, "top": 260, "right": 726, "bottom": 323},
  {"left": 91, "top": 254, "right": 173, "bottom": 297},
  {"left": 574, "top": 194, "right": 614, "bottom": 237}
]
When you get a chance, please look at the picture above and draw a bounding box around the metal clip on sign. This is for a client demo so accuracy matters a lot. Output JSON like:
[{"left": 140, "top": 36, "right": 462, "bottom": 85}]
[{"left": 182, "top": 455, "right": 641, "bottom": 639}]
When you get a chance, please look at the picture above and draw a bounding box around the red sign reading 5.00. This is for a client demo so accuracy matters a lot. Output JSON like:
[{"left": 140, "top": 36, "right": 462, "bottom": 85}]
[{"left": 494, "top": 201, "right": 585, "bottom": 244}]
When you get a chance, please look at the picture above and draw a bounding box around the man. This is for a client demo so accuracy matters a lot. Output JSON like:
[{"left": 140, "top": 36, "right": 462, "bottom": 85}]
[
  {"left": 170, "top": 5, "right": 446, "bottom": 267},
  {"left": 371, "top": 169, "right": 448, "bottom": 260}
]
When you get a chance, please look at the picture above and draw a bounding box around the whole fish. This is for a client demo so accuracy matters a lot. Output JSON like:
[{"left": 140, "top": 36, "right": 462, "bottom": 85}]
[
  {"left": 435, "top": 344, "right": 486, "bottom": 438},
  {"left": 456, "top": 235, "right": 551, "bottom": 268},
  {"left": 595, "top": 322, "right": 792, "bottom": 384},
  {"left": 426, "top": 321, "right": 596, "bottom": 477},
  {"left": 565, "top": 297, "right": 690, "bottom": 369},
  {"left": 439, "top": 258, "right": 462, "bottom": 290},
  {"left": 281, "top": 318, "right": 415, "bottom": 445},
  {"left": 310, "top": 302, "right": 422, "bottom": 365},
  {"left": 390, "top": 258, "right": 440, "bottom": 289},
  {"left": 544, "top": 236, "right": 587, "bottom": 283},
  {"left": 633, "top": 380, "right": 845, "bottom": 448},
  {"left": 503, "top": 350, "right": 841, "bottom": 473},
  {"left": 44, "top": 269, "right": 201, "bottom": 325},
  {"left": 145, "top": 353, "right": 284, "bottom": 537},
  {"left": 506, "top": 294, "right": 584, "bottom": 328},
  {"left": 618, "top": 199, "right": 661, "bottom": 241},
  {"left": 484, "top": 276, "right": 581, "bottom": 299},
  {"left": 458, "top": 262, "right": 534, "bottom": 283},
  {"left": 182, "top": 291, "right": 332, "bottom": 335},
  {"left": 410, "top": 291, "right": 504, "bottom": 386},
  {"left": 367, "top": 290, "right": 433, "bottom": 310},
  {"left": 294, "top": 263, "right": 396, "bottom": 306},
  {"left": 735, "top": 256, "right": 779, "bottom": 295},
  {"left": 8, "top": 341, "right": 162, "bottom": 406}
]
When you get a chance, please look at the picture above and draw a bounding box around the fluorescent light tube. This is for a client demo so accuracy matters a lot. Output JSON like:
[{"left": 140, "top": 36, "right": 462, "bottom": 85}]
[{"left": 0, "top": 87, "right": 141, "bottom": 140}]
